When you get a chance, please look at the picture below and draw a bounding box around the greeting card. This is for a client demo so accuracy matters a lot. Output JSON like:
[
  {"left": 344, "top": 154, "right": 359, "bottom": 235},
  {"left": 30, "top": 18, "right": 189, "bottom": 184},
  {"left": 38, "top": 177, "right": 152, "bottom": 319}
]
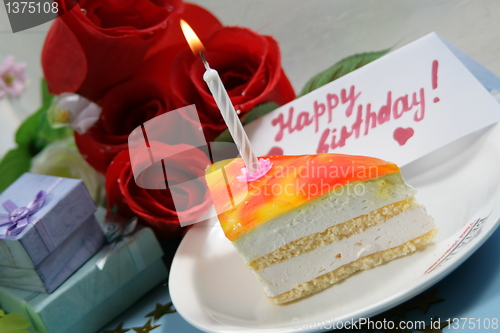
[{"left": 245, "top": 33, "right": 500, "bottom": 166}]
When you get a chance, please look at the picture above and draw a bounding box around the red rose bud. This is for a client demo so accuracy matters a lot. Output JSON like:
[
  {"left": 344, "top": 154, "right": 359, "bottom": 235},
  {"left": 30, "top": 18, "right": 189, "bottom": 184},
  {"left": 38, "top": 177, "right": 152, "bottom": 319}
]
[
  {"left": 169, "top": 26, "right": 296, "bottom": 141},
  {"left": 105, "top": 144, "right": 212, "bottom": 239}
]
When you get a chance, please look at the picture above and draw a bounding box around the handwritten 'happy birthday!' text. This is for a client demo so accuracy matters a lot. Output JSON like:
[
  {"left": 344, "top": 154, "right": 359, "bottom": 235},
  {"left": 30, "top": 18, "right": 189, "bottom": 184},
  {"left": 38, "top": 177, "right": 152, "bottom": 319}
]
[{"left": 271, "top": 85, "right": 428, "bottom": 153}]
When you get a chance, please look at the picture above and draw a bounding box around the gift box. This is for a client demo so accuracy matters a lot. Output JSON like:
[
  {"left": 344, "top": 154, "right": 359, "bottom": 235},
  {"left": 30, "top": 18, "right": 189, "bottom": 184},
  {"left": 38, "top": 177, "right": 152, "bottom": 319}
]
[
  {"left": 0, "top": 226, "right": 167, "bottom": 333},
  {"left": 0, "top": 173, "right": 105, "bottom": 292}
]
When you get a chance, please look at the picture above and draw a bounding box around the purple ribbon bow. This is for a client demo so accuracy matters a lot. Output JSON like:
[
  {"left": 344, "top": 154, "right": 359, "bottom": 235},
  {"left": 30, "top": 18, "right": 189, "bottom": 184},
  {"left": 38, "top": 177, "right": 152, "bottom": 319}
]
[{"left": 0, "top": 190, "right": 47, "bottom": 237}]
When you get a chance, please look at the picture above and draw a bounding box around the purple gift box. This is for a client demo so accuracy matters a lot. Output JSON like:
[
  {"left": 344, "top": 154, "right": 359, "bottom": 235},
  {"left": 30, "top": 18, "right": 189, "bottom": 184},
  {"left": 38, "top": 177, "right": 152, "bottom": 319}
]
[{"left": 0, "top": 173, "right": 105, "bottom": 293}]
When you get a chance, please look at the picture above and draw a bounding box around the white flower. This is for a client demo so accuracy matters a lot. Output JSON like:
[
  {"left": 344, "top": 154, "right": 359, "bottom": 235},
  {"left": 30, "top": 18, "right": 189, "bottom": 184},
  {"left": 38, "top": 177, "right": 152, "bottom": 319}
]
[
  {"left": 48, "top": 93, "right": 102, "bottom": 134},
  {"left": 30, "top": 137, "right": 105, "bottom": 205}
]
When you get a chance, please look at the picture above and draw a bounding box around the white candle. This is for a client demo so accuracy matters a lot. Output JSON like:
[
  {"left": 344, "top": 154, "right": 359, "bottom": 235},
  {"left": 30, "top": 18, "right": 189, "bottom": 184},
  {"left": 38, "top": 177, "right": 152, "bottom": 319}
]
[
  {"left": 180, "top": 19, "right": 263, "bottom": 176},
  {"left": 201, "top": 54, "right": 261, "bottom": 175}
]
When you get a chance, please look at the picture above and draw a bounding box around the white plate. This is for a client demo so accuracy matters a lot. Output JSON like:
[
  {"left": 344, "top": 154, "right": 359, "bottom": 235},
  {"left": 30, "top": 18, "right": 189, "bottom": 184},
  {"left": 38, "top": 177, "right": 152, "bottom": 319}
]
[{"left": 169, "top": 123, "right": 500, "bottom": 333}]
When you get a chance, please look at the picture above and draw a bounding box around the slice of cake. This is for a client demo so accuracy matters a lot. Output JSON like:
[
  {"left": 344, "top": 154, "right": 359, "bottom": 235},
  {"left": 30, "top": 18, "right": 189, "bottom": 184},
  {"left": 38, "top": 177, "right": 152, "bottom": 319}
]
[{"left": 205, "top": 153, "right": 438, "bottom": 304}]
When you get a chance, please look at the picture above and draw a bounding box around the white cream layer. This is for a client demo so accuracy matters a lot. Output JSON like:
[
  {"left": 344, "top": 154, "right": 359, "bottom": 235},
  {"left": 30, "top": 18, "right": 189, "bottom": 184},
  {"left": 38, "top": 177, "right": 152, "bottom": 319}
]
[
  {"left": 233, "top": 173, "right": 416, "bottom": 263},
  {"left": 254, "top": 206, "right": 436, "bottom": 297}
]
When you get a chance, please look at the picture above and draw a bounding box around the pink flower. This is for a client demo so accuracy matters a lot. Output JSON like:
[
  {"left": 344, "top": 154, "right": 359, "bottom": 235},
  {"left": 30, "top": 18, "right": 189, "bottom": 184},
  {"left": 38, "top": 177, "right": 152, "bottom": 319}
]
[
  {"left": 237, "top": 158, "right": 273, "bottom": 182},
  {"left": 0, "top": 56, "right": 27, "bottom": 98}
]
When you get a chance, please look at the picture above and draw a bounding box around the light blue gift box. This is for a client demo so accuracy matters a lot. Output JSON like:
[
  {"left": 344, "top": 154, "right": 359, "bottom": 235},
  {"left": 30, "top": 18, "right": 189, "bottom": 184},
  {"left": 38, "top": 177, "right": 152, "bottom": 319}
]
[
  {"left": 0, "top": 226, "right": 167, "bottom": 333},
  {"left": 0, "top": 173, "right": 105, "bottom": 293}
]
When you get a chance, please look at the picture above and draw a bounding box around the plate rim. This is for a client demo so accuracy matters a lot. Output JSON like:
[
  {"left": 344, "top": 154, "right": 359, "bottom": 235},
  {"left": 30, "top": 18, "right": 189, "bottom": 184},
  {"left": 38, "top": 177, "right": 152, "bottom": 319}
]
[
  {"left": 170, "top": 216, "right": 500, "bottom": 333},
  {"left": 170, "top": 124, "right": 500, "bottom": 333}
]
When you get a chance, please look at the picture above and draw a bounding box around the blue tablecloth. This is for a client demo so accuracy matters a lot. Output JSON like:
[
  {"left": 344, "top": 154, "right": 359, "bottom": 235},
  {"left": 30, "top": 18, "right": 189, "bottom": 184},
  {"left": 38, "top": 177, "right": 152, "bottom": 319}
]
[{"left": 101, "top": 225, "right": 500, "bottom": 333}]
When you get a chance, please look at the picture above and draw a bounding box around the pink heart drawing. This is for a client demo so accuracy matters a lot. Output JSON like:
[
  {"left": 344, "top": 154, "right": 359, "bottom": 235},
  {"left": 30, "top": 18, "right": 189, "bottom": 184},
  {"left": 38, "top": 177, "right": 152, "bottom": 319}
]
[
  {"left": 267, "top": 146, "right": 284, "bottom": 156},
  {"left": 393, "top": 127, "right": 414, "bottom": 146}
]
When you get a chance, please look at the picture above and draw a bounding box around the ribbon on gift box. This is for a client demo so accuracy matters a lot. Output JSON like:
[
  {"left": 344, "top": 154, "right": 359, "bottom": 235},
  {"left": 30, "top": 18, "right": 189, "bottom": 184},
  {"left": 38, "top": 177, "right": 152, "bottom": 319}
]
[
  {"left": 0, "top": 265, "right": 47, "bottom": 292},
  {"left": 96, "top": 215, "right": 145, "bottom": 271},
  {"left": 0, "top": 178, "right": 62, "bottom": 252}
]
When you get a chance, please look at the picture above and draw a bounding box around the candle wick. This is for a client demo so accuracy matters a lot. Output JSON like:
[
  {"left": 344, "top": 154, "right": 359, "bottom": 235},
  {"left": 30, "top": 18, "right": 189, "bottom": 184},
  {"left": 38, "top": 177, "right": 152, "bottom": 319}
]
[{"left": 200, "top": 51, "right": 210, "bottom": 70}]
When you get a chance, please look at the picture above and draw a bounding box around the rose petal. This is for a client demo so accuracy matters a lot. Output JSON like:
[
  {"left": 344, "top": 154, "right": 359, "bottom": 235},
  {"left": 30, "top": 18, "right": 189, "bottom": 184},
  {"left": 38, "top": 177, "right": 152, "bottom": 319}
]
[
  {"left": 148, "top": 2, "right": 223, "bottom": 57},
  {"left": 42, "top": 19, "right": 87, "bottom": 95},
  {"left": 105, "top": 150, "right": 134, "bottom": 216},
  {"left": 75, "top": 79, "right": 178, "bottom": 174},
  {"left": 43, "top": 0, "right": 185, "bottom": 101},
  {"left": 169, "top": 26, "right": 295, "bottom": 141}
]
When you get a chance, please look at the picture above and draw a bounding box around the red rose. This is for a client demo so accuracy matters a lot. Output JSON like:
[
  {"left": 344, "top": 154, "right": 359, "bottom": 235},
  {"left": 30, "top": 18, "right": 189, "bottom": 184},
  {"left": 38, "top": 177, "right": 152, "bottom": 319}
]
[
  {"left": 42, "top": 1, "right": 221, "bottom": 102},
  {"left": 42, "top": 0, "right": 183, "bottom": 101},
  {"left": 170, "top": 26, "right": 296, "bottom": 141},
  {"left": 74, "top": 79, "right": 178, "bottom": 174},
  {"left": 106, "top": 143, "right": 212, "bottom": 239}
]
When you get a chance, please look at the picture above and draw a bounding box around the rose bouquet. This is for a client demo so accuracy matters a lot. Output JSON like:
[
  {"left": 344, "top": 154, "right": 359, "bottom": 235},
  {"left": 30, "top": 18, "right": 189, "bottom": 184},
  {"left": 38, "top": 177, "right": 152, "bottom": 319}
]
[{"left": 0, "top": 0, "right": 384, "bottom": 240}]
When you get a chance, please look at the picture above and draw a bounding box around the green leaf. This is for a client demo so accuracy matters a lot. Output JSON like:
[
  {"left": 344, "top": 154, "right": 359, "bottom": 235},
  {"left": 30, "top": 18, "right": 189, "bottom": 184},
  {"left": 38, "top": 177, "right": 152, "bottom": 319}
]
[
  {"left": 298, "top": 49, "right": 390, "bottom": 97},
  {"left": 40, "top": 79, "right": 53, "bottom": 108},
  {"left": 0, "top": 79, "right": 74, "bottom": 193},
  {"left": 14, "top": 79, "right": 72, "bottom": 156},
  {"left": 214, "top": 102, "right": 280, "bottom": 142},
  {"left": 31, "top": 110, "right": 73, "bottom": 154},
  {"left": 0, "top": 309, "right": 31, "bottom": 333},
  {"left": 213, "top": 128, "right": 234, "bottom": 143},
  {"left": 0, "top": 312, "right": 31, "bottom": 333},
  {"left": 15, "top": 106, "right": 44, "bottom": 151},
  {"left": 0, "top": 147, "right": 32, "bottom": 193},
  {"left": 0, "top": 310, "right": 31, "bottom": 333}
]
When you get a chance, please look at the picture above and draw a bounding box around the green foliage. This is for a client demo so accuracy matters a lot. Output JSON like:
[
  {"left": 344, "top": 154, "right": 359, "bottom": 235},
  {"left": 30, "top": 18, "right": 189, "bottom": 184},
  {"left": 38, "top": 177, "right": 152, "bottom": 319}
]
[
  {"left": 15, "top": 80, "right": 71, "bottom": 155},
  {"left": 0, "top": 79, "right": 73, "bottom": 193},
  {"left": 0, "top": 309, "right": 31, "bottom": 333},
  {"left": 298, "top": 49, "right": 390, "bottom": 97},
  {"left": 0, "top": 147, "right": 32, "bottom": 192}
]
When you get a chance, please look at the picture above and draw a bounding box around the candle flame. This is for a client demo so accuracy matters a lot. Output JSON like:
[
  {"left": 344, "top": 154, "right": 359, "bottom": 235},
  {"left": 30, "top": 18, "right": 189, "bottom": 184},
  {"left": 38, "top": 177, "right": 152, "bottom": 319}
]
[{"left": 180, "top": 19, "right": 206, "bottom": 55}]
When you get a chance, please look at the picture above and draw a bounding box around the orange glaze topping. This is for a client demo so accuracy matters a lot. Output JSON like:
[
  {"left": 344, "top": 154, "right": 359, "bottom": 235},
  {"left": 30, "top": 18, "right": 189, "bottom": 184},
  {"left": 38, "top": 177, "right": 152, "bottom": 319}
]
[{"left": 205, "top": 154, "right": 399, "bottom": 241}]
